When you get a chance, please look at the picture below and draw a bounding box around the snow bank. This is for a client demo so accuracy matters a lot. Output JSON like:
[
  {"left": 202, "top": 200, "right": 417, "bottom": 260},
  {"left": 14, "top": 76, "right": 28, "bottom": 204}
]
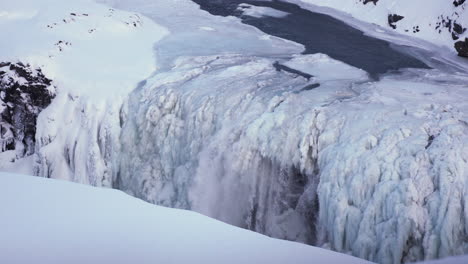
[
  {"left": 416, "top": 255, "right": 468, "bottom": 264},
  {"left": 0, "top": 172, "right": 370, "bottom": 264}
]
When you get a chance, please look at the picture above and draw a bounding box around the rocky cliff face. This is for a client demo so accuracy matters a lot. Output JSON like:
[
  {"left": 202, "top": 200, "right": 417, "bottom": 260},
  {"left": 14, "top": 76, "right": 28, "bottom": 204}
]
[{"left": 0, "top": 62, "right": 55, "bottom": 159}]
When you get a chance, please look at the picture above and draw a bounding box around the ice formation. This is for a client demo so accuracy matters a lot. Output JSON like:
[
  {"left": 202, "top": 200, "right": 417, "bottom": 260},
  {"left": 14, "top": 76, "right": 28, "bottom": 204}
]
[{"left": 117, "top": 52, "right": 468, "bottom": 263}]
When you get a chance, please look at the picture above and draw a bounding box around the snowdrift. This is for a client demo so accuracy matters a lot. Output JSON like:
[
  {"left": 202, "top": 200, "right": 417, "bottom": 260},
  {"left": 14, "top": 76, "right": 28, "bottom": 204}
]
[{"left": 0, "top": 172, "right": 370, "bottom": 264}]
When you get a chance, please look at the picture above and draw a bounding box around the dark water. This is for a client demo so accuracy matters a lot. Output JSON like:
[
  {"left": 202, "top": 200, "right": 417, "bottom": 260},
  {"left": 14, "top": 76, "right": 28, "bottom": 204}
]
[{"left": 192, "top": 0, "right": 429, "bottom": 76}]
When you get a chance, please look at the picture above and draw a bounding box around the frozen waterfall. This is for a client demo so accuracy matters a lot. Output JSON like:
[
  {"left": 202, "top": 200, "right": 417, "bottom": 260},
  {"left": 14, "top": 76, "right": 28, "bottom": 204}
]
[{"left": 113, "top": 53, "right": 468, "bottom": 263}]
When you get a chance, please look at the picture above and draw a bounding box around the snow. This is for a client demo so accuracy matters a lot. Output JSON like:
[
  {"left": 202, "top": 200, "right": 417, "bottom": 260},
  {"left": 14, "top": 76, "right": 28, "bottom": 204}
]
[
  {"left": 283, "top": 54, "right": 369, "bottom": 81},
  {"left": 0, "top": 172, "right": 370, "bottom": 264},
  {"left": 237, "top": 3, "right": 290, "bottom": 18},
  {"left": 416, "top": 255, "right": 468, "bottom": 264},
  {"left": 95, "top": 0, "right": 303, "bottom": 70},
  {"left": 0, "top": 152, "right": 34, "bottom": 175},
  {"left": 0, "top": 0, "right": 168, "bottom": 102}
]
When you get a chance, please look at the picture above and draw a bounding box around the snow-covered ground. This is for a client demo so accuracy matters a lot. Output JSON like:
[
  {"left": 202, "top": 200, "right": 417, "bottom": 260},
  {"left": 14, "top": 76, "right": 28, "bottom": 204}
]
[
  {"left": 0, "top": 0, "right": 168, "bottom": 101},
  {"left": 1, "top": 0, "right": 468, "bottom": 264},
  {"left": 0, "top": 172, "right": 372, "bottom": 264}
]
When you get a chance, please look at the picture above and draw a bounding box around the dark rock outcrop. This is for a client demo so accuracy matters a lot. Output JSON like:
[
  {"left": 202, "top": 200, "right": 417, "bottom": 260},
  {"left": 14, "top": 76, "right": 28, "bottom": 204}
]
[
  {"left": 388, "top": 14, "right": 404, "bottom": 29},
  {"left": 453, "top": 0, "right": 466, "bottom": 7},
  {"left": 455, "top": 38, "right": 468, "bottom": 57},
  {"left": 452, "top": 22, "right": 467, "bottom": 40},
  {"left": 0, "top": 62, "right": 55, "bottom": 158},
  {"left": 363, "top": 0, "right": 379, "bottom": 5}
]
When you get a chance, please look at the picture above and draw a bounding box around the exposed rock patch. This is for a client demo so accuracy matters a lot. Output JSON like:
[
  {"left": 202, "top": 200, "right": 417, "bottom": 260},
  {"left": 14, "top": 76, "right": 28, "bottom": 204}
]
[
  {"left": 452, "top": 22, "right": 467, "bottom": 40},
  {"left": 388, "top": 14, "right": 404, "bottom": 29},
  {"left": 454, "top": 0, "right": 466, "bottom": 7},
  {"left": 0, "top": 62, "right": 55, "bottom": 158},
  {"left": 455, "top": 38, "right": 468, "bottom": 57},
  {"left": 363, "top": 0, "right": 379, "bottom": 5}
]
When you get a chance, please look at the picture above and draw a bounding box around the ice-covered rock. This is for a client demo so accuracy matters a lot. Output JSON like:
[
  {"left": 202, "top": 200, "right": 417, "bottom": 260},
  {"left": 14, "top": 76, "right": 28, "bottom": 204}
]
[{"left": 0, "top": 62, "right": 55, "bottom": 162}]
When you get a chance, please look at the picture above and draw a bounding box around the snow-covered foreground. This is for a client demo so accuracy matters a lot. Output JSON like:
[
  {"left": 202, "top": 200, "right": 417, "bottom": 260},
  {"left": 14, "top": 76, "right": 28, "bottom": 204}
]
[
  {"left": 1, "top": 0, "right": 468, "bottom": 264},
  {"left": 0, "top": 172, "right": 371, "bottom": 264}
]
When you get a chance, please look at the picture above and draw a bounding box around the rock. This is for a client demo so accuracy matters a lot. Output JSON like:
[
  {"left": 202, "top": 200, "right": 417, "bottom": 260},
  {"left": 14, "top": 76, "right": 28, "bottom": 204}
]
[
  {"left": 0, "top": 62, "right": 55, "bottom": 158},
  {"left": 452, "top": 22, "right": 467, "bottom": 40},
  {"left": 455, "top": 38, "right": 468, "bottom": 57},
  {"left": 453, "top": 0, "right": 466, "bottom": 7},
  {"left": 363, "top": 0, "right": 379, "bottom": 5},
  {"left": 388, "top": 14, "right": 404, "bottom": 29}
]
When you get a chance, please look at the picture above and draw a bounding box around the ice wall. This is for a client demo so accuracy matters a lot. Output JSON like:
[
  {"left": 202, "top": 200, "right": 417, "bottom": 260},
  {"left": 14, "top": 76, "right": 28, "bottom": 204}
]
[{"left": 34, "top": 93, "right": 121, "bottom": 187}]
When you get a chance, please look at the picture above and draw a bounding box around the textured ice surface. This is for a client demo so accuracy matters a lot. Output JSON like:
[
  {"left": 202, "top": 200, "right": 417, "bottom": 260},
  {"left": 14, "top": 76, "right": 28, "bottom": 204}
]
[{"left": 118, "top": 51, "right": 468, "bottom": 263}]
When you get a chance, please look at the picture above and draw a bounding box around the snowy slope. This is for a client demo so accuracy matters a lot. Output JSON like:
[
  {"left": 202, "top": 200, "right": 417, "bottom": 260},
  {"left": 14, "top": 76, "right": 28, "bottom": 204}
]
[
  {"left": 0, "top": 172, "right": 371, "bottom": 264},
  {"left": 417, "top": 255, "right": 468, "bottom": 264},
  {"left": 287, "top": 0, "right": 468, "bottom": 56},
  {"left": 0, "top": 0, "right": 168, "bottom": 101}
]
